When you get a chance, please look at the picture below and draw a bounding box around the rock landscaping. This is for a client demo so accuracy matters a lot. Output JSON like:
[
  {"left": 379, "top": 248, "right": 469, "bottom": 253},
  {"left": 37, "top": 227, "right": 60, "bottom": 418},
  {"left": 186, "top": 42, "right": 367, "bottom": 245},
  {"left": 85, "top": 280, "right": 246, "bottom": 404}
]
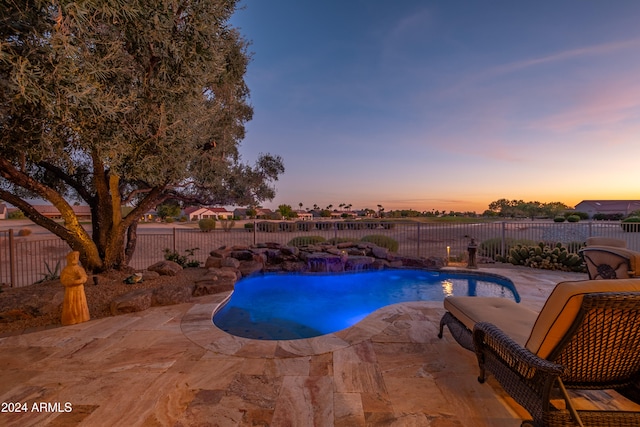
[{"left": 0, "top": 241, "right": 444, "bottom": 334}]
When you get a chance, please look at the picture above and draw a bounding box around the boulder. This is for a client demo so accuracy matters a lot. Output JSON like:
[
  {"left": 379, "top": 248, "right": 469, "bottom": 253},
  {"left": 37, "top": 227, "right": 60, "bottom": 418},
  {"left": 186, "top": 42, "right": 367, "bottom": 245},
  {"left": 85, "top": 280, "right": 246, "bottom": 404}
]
[
  {"left": 152, "top": 284, "right": 194, "bottom": 306},
  {"left": 238, "top": 260, "right": 264, "bottom": 277},
  {"left": 204, "top": 256, "right": 223, "bottom": 269},
  {"left": 148, "top": 260, "right": 183, "bottom": 276},
  {"left": 221, "top": 257, "right": 240, "bottom": 269},
  {"left": 110, "top": 289, "right": 153, "bottom": 315}
]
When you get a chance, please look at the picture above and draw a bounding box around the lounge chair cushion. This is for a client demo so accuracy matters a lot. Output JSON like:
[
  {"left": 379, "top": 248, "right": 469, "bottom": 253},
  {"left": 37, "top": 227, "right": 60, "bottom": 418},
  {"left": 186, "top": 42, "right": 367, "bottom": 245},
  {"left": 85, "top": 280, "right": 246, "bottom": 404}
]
[
  {"left": 443, "top": 296, "right": 538, "bottom": 347},
  {"left": 581, "top": 246, "right": 640, "bottom": 277},
  {"left": 525, "top": 278, "right": 640, "bottom": 358},
  {"left": 586, "top": 237, "right": 627, "bottom": 248}
]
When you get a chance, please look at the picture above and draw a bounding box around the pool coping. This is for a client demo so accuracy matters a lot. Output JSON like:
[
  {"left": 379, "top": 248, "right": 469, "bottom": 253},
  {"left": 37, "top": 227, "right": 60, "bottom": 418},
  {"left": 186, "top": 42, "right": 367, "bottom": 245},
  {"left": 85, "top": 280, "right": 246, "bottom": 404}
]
[{"left": 181, "top": 292, "right": 434, "bottom": 358}]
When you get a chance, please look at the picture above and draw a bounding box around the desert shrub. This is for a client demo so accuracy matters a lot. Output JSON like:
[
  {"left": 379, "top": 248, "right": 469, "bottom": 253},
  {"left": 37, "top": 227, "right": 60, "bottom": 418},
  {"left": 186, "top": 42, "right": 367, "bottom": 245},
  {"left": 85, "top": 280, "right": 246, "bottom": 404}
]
[
  {"left": 553, "top": 216, "right": 566, "bottom": 222},
  {"left": 287, "top": 236, "right": 326, "bottom": 247},
  {"left": 34, "top": 260, "right": 61, "bottom": 284},
  {"left": 566, "top": 241, "right": 585, "bottom": 254},
  {"left": 165, "top": 217, "right": 175, "bottom": 223},
  {"left": 621, "top": 217, "right": 640, "bottom": 232},
  {"left": 593, "top": 213, "right": 625, "bottom": 220},
  {"left": 566, "top": 215, "right": 580, "bottom": 223},
  {"left": 360, "top": 235, "right": 399, "bottom": 252},
  {"left": 573, "top": 211, "right": 589, "bottom": 220},
  {"left": 163, "top": 248, "right": 201, "bottom": 268},
  {"left": 178, "top": 216, "right": 187, "bottom": 222},
  {"left": 219, "top": 219, "right": 235, "bottom": 232},
  {"left": 256, "top": 221, "right": 278, "bottom": 232},
  {"left": 198, "top": 218, "right": 216, "bottom": 232},
  {"left": 244, "top": 222, "right": 254, "bottom": 230},
  {"left": 17, "top": 228, "right": 32, "bottom": 236},
  {"left": 480, "top": 237, "right": 536, "bottom": 261},
  {"left": 507, "top": 242, "right": 584, "bottom": 272}
]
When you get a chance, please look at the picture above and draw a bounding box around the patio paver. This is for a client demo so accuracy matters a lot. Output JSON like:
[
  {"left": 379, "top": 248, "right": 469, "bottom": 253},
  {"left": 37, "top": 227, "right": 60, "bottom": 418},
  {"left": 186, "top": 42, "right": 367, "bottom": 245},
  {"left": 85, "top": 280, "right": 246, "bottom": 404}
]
[{"left": 1, "top": 267, "right": 638, "bottom": 426}]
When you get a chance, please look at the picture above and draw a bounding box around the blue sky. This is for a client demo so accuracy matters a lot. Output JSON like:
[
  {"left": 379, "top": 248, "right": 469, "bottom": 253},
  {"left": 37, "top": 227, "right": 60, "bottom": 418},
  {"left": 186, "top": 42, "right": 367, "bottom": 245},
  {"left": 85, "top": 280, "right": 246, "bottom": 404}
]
[{"left": 231, "top": 1, "right": 640, "bottom": 213}]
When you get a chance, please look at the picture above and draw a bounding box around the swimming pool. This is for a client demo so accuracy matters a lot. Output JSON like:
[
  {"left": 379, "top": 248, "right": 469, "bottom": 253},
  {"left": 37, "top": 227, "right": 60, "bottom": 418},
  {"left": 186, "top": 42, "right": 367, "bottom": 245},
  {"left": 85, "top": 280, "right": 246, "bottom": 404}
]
[{"left": 213, "top": 269, "right": 519, "bottom": 340}]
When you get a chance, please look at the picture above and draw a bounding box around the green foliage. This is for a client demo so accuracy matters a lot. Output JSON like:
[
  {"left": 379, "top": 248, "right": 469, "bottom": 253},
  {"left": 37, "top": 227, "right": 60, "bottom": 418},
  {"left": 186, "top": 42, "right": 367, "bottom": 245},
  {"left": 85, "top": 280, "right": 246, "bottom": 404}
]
[
  {"left": 163, "top": 248, "right": 201, "bottom": 268},
  {"left": 360, "top": 235, "right": 399, "bottom": 252},
  {"left": 157, "top": 203, "right": 181, "bottom": 219},
  {"left": 621, "top": 217, "right": 640, "bottom": 232},
  {"left": 566, "top": 215, "right": 580, "bottom": 223},
  {"left": 198, "top": 218, "right": 216, "bottom": 232},
  {"left": 287, "top": 236, "right": 326, "bottom": 247},
  {"left": 553, "top": 216, "right": 566, "bottom": 222},
  {"left": 480, "top": 238, "right": 536, "bottom": 261},
  {"left": 165, "top": 217, "right": 175, "bottom": 223},
  {"left": 8, "top": 210, "right": 25, "bottom": 219},
  {"left": 277, "top": 204, "right": 297, "bottom": 219},
  {"left": 34, "top": 261, "right": 61, "bottom": 284},
  {"left": 0, "top": 1, "right": 284, "bottom": 272},
  {"left": 507, "top": 242, "right": 585, "bottom": 272}
]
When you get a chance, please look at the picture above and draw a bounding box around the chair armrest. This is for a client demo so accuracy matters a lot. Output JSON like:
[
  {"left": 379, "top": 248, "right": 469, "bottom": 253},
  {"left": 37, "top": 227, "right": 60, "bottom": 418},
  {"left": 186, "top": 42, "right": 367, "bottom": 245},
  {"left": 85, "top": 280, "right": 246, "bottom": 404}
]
[{"left": 473, "top": 322, "right": 564, "bottom": 381}]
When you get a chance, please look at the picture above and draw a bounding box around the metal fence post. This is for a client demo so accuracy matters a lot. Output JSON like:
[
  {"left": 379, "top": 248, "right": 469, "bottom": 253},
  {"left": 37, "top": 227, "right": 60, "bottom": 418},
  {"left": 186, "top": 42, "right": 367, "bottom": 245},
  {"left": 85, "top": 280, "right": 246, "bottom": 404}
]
[
  {"left": 172, "top": 227, "right": 177, "bottom": 253},
  {"left": 8, "top": 229, "right": 16, "bottom": 287},
  {"left": 253, "top": 220, "right": 257, "bottom": 245},
  {"left": 416, "top": 222, "right": 421, "bottom": 257},
  {"left": 500, "top": 222, "right": 506, "bottom": 258}
]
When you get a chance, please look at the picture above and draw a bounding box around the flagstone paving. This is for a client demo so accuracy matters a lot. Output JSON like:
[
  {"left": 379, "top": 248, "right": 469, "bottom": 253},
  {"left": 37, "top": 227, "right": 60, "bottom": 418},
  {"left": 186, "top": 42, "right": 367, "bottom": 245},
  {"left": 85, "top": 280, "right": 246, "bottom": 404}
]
[{"left": 1, "top": 267, "right": 638, "bottom": 426}]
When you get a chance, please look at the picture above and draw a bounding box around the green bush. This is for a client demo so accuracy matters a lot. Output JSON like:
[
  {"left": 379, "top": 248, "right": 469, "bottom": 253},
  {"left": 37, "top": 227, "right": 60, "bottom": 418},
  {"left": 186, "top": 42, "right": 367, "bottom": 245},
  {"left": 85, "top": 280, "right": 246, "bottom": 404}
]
[
  {"left": 165, "top": 217, "right": 175, "bottom": 223},
  {"left": 163, "top": 248, "right": 201, "bottom": 268},
  {"left": 553, "top": 216, "right": 566, "bottom": 222},
  {"left": 360, "top": 235, "right": 399, "bottom": 252},
  {"left": 244, "top": 222, "right": 254, "bottom": 230},
  {"left": 198, "top": 218, "right": 216, "bottom": 232},
  {"left": 287, "top": 236, "right": 326, "bottom": 247},
  {"left": 566, "top": 215, "right": 580, "bottom": 223},
  {"left": 621, "top": 217, "right": 640, "bottom": 232},
  {"left": 8, "top": 210, "right": 25, "bottom": 219}
]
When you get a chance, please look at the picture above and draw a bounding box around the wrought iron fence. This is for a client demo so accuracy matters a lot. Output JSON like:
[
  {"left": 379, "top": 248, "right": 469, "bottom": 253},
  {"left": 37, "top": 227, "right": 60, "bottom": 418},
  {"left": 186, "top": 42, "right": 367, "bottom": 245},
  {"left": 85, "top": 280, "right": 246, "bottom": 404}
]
[{"left": 2, "top": 220, "right": 639, "bottom": 287}]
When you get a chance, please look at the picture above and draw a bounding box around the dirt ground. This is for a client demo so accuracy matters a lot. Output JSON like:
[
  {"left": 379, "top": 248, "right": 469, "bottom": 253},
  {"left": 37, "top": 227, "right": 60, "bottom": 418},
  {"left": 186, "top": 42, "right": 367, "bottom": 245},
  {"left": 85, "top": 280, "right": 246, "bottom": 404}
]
[{"left": 0, "top": 267, "right": 206, "bottom": 335}]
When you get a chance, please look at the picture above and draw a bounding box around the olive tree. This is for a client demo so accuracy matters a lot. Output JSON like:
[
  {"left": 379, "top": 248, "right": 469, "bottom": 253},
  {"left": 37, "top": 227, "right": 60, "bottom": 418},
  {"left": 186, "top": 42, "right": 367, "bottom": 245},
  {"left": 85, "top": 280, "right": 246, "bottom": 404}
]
[{"left": 0, "top": 0, "right": 284, "bottom": 271}]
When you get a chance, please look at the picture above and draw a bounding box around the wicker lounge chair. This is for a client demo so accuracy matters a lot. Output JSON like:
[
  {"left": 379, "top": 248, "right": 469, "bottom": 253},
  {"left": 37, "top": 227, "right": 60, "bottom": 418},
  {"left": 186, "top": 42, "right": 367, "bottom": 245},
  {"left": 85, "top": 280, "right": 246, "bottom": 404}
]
[
  {"left": 438, "top": 278, "right": 640, "bottom": 426},
  {"left": 579, "top": 237, "right": 640, "bottom": 280}
]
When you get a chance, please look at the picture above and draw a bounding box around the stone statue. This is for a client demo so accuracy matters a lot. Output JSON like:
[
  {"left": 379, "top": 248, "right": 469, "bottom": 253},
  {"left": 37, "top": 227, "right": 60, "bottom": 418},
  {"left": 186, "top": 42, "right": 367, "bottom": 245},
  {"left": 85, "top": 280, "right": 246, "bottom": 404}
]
[{"left": 60, "top": 251, "right": 90, "bottom": 325}]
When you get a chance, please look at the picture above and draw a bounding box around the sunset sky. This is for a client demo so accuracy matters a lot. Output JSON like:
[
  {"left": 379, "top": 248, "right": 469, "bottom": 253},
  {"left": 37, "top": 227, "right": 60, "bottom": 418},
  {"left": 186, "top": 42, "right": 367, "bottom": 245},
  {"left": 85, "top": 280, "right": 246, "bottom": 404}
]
[{"left": 231, "top": 1, "right": 640, "bottom": 213}]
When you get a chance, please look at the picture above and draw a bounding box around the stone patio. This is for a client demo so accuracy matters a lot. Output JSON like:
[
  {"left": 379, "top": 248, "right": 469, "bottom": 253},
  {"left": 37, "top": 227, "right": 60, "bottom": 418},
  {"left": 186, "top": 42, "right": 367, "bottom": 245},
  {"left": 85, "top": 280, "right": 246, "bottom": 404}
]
[{"left": 1, "top": 267, "right": 639, "bottom": 426}]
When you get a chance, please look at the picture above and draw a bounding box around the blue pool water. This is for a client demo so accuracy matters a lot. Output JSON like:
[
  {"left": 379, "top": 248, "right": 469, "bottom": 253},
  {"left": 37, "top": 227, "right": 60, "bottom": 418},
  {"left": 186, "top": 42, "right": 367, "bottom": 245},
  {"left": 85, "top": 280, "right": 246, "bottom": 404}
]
[{"left": 213, "top": 269, "right": 519, "bottom": 340}]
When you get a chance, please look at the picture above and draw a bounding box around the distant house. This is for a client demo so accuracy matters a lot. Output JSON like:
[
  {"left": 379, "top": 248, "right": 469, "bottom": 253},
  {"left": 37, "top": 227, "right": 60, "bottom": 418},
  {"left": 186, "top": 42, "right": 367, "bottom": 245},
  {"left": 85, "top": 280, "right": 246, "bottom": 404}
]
[
  {"left": 295, "top": 210, "right": 313, "bottom": 221},
  {"left": 31, "top": 205, "right": 92, "bottom": 220},
  {"left": 183, "top": 206, "right": 233, "bottom": 221},
  {"left": 574, "top": 200, "right": 640, "bottom": 218},
  {"left": 208, "top": 207, "right": 233, "bottom": 220}
]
